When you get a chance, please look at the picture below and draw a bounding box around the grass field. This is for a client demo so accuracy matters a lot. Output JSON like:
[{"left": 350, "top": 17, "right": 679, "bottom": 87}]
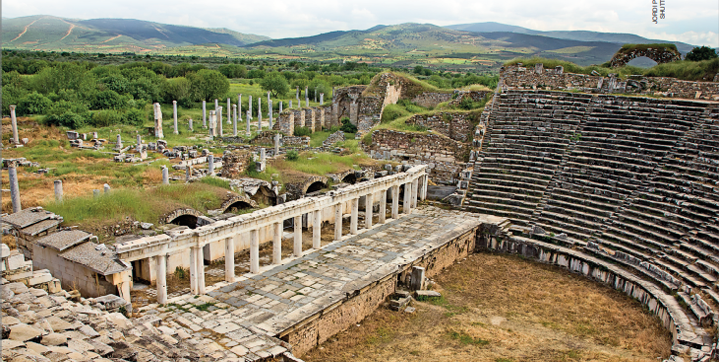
[{"left": 303, "top": 253, "right": 672, "bottom": 362}]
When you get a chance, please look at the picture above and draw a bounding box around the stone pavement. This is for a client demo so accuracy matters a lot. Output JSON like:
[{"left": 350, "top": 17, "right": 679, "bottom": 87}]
[{"left": 138, "top": 205, "right": 482, "bottom": 360}]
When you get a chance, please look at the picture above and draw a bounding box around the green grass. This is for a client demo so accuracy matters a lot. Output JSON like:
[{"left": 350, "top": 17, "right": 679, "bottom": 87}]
[
  {"left": 197, "top": 176, "right": 231, "bottom": 190},
  {"left": 447, "top": 331, "right": 489, "bottom": 346}
]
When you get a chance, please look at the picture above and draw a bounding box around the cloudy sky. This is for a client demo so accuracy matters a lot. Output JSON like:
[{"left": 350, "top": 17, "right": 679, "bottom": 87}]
[{"left": 3, "top": 0, "right": 718, "bottom": 46}]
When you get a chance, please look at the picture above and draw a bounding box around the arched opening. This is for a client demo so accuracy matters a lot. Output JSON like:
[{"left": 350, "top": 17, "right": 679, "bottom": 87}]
[
  {"left": 224, "top": 201, "right": 254, "bottom": 214},
  {"left": 626, "top": 56, "right": 658, "bottom": 68},
  {"left": 250, "top": 185, "right": 277, "bottom": 206},
  {"left": 306, "top": 181, "right": 326, "bottom": 195},
  {"left": 342, "top": 173, "right": 357, "bottom": 185},
  {"left": 169, "top": 214, "right": 199, "bottom": 229}
]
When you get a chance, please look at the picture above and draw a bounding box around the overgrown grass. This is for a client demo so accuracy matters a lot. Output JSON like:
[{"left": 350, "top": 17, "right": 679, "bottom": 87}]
[
  {"left": 447, "top": 331, "right": 489, "bottom": 346},
  {"left": 198, "top": 176, "right": 231, "bottom": 190}
]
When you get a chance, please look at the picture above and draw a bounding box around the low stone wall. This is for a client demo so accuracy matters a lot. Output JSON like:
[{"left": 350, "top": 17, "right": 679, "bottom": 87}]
[
  {"left": 251, "top": 131, "right": 280, "bottom": 145},
  {"left": 322, "top": 130, "right": 345, "bottom": 147},
  {"left": 367, "top": 129, "right": 468, "bottom": 183},
  {"left": 221, "top": 149, "right": 251, "bottom": 178},
  {"left": 411, "top": 92, "right": 453, "bottom": 108},
  {"left": 449, "top": 90, "right": 492, "bottom": 106},
  {"left": 282, "top": 136, "right": 310, "bottom": 148},
  {"left": 405, "top": 112, "right": 476, "bottom": 143},
  {"left": 501, "top": 65, "right": 719, "bottom": 100}
]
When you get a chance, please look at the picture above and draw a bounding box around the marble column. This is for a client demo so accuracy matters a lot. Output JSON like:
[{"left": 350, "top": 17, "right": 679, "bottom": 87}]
[
  {"left": 233, "top": 104, "right": 238, "bottom": 136},
  {"left": 391, "top": 185, "right": 399, "bottom": 219},
  {"left": 246, "top": 110, "right": 251, "bottom": 134},
  {"left": 403, "top": 182, "right": 412, "bottom": 214},
  {"left": 411, "top": 178, "right": 419, "bottom": 209},
  {"left": 273, "top": 222, "right": 282, "bottom": 264},
  {"left": 268, "top": 99, "right": 273, "bottom": 129},
  {"left": 162, "top": 166, "right": 169, "bottom": 185},
  {"left": 379, "top": 189, "right": 387, "bottom": 224},
  {"left": 225, "top": 237, "right": 235, "bottom": 282},
  {"left": 250, "top": 229, "right": 259, "bottom": 274},
  {"left": 208, "top": 154, "right": 215, "bottom": 175},
  {"left": 54, "top": 180, "right": 63, "bottom": 201},
  {"left": 10, "top": 105, "right": 19, "bottom": 144},
  {"left": 202, "top": 100, "right": 207, "bottom": 128},
  {"left": 190, "top": 247, "right": 199, "bottom": 294},
  {"left": 365, "top": 193, "right": 373, "bottom": 230},
  {"left": 196, "top": 245, "right": 205, "bottom": 294},
  {"left": 227, "top": 98, "right": 232, "bottom": 124},
  {"left": 334, "top": 203, "right": 343, "bottom": 241},
  {"left": 258, "top": 98, "right": 262, "bottom": 130},
  {"left": 8, "top": 164, "right": 21, "bottom": 213},
  {"left": 313, "top": 210, "right": 322, "bottom": 249},
  {"left": 350, "top": 198, "right": 359, "bottom": 235},
  {"left": 421, "top": 175, "right": 428, "bottom": 200},
  {"left": 294, "top": 215, "right": 302, "bottom": 256},
  {"left": 156, "top": 255, "right": 167, "bottom": 304},
  {"left": 173, "top": 100, "right": 178, "bottom": 135},
  {"left": 218, "top": 106, "right": 224, "bottom": 136}
]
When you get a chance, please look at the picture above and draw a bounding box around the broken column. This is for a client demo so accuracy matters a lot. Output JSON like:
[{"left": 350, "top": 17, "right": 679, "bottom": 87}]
[
  {"left": 104, "top": 183, "right": 111, "bottom": 194},
  {"left": 246, "top": 110, "right": 251, "bottom": 134},
  {"left": 279, "top": 101, "right": 283, "bottom": 114},
  {"left": 186, "top": 166, "right": 191, "bottom": 182},
  {"left": 274, "top": 133, "right": 280, "bottom": 156},
  {"left": 154, "top": 103, "right": 164, "bottom": 139},
  {"left": 257, "top": 148, "right": 266, "bottom": 172},
  {"left": 208, "top": 154, "right": 215, "bottom": 175},
  {"left": 116, "top": 134, "right": 122, "bottom": 149},
  {"left": 209, "top": 111, "right": 217, "bottom": 137},
  {"left": 10, "top": 105, "right": 19, "bottom": 145},
  {"left": 320, "top": 93, "right": 324, "bottom": 105},
  {"left": 296, "top": 86, "right": 300, "bottom": 106},
  {"left": 173, "top": 100, "right": 178, "bottom": 135},
  {"left": 249, "top": 95, "right": 253, "bottom": 119},
  {"left": 238, "top": 94, "right": 242, "bottom": 123},
  {"left": 161, "top": 166, "right": 169, "bottom": 185},
  {"left": 93, "top": 190, "right": 100, "bottom": 198},
  {"left": 410, "top": 266, "right": 426, "bottom": 291},
  {"left": 189, "top": 118, "right": 193, "bottom": 131},
  {"left": 289, "top": 100, "right": 293, "bottom": 108},
  {"left": 136, "top": 134, "right": 141, "bottom": 145},
  {"left": 268, "top": 99, "right": 273, "bottom": 129},
  {"left": 233, "top": 104, "right": 238, "bottom": 136},
  {"left": 202, "top": 100, "right": 207, "bottom": 128},
  {"left": 305, "top": 86, "right": 309, "bottom": 107},
  {"left": 218, "top": 106, "right": 224, "bottom": 136},
  {"left": 54, "top": 180, "right": 63, "bottom": 202}
]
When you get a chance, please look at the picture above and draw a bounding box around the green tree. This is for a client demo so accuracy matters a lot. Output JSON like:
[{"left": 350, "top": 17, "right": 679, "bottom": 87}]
[
  {"left": 686, "top": 46, "right": 718, "bottom": 61},
  {"left": 308, "top": 78, "right": 331, "bottom": 100},
  {"left": 188, "top": 69, "right": 230, "bottom": 102},
  {"left": 18, "top": 92, "right": 53, "bottom": 115},
  {"left": 218, "top": 64, "right": 248, "bottom": 78},
  {"left": 261, "top": 73, "right": 289, "bottom": 97},
  {"left": 163, "top": 77, "right": 193, "bottom": 106}
]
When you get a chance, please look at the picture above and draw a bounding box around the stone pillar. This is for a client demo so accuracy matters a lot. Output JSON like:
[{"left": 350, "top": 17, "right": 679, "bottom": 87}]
[
  {"left": 136, "top": 134, "right": 141, "bottom": 146},
  {"left": 410, "top": 266, "right": 425, "bottom": 291},
  {"left": 411, "top": 178, "right": 419, "bottom": 209},
  {"left": 334, "top": 203, "right": 343, "bottom": 241},
  {"left": 365, "top": 193, "right": 373, "bottom": 230},
  {"left": 218, "top": 106, "right": 223, "bottom": 136},
  {"left": 305, "top": 86, "right": 309, "bottom": 107},
  {"left": 116, "top": 134, "right": 122, "bottom": 149},
  {"left": 274, "top": 133, "right": 280, "bottom": 156},
  {"left": 320, "top": 93, "right": 324, "bottom": 105},
  {"left": 319, "top": 109, "right": 325, "bottom": 129},
  {"left": 154, "top": 103, "right": 164, "bottom": 139},
  {"left": 392, "top": 185, "right": 400, "bottom": 219},
  {"left": 314, "top": 88, "right": 317, "bottom": 102},
  {"left": 208, "top": 154, "right": 215, "bottom": 175},
  {"left": 238, "top": 94, "right": 242, "bottom": 123},
  {"left": 225, "top": 237, "right": 235, "bottom": 282},
  {"left": 250, "top": 229, "right": 259, "bottom": 274},
  {"left": 296, "top": 86, "right": 299, "bottom": 105},
  {"left": 173, "top": 100, "right": 178, "bottom": 134},
  {"left": 290, "top": 100, "right": 293, "bottom": 108},
  {"left": 279, "top": 101, "right": 283, "bottom": 114},
  {"left": 93, "top": 190, "right": 100, "bottom": 198},
  {"left": 196, "top": 245, "right": 205, "bottom": 294},
  {"left": 215, "top": 99, "right": 219, "bottom": 111},
  {"left": 258, "top": 98, "right": 262, "bottom": 130},
  {"left": 209, "top": 110, "right": 216, "bottom": 137},
  {"left": 189, "top": 118, "right": 193, "bottom": 131},
  {"left": 54, "top": 180, "right": 63, "bottom": 202},
  {"left": 403, "top": 182, "right": 412, "bottom": 214},
  {"left": 246, "top": 110, "right": 251, "bottom": 134},
  {"left": 227, "top": 98, "right": 231, "bottom": 124},
  {"left": 190, "top": 247, "right": 199, "bottom": 294},
  {"left": 233, "top": 104, "right": 238, "bottom": 136},
  {"left": 269, "top": 99, "right": 273, "bottom": 129},
  {"left": 350, "top": 198, "right": 359, "bottom": 235},
  {"left": 10, "top": 105, "right": 19, "bottom": 145},
  {"left": 156, "top": 255, "right": 167, "bottom": 304},
  {"left": 294, "top": 215, "right": 302, "bottom": 256},
  {"left": 249, "top": 95, "right": 252, "bottom": 119},
  {"left": 185, "top": 166, "right": 191, "bottom": 182},
  {"left": 273, "top": 222, "right": 282, "bottom": 265},
  {"left": 421, "top": 175, "right": 428, "bottom": 201},
  {"left": 104, "top": 183, "right": 111, "bottom": 194},
  {"left": 202, "top": 100, "right": 207, "bottom": 128},
  {"left": 379, "top": 189, "right": 387, "bottom": 224},
  {"left": 313, "top": 210, "right": 322, "bottom": 249},
  {"left": 162, "top": 166, "right": 169, "bottom": 185}
]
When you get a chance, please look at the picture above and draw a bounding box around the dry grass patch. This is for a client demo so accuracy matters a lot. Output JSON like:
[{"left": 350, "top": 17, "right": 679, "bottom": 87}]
[{"left": 303, "top": 253, "right": 671, "bottom": 362}]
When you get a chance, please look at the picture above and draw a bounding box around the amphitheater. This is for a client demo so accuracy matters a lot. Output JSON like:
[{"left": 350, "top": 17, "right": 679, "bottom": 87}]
[{"left": 3, "top": 64, "right": 719, "bottom": 362}]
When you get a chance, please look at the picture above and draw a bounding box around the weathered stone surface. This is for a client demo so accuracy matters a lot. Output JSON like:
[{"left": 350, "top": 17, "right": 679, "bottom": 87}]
[{"left": 9, "top": 324, "right": 42, "bottom": 341}]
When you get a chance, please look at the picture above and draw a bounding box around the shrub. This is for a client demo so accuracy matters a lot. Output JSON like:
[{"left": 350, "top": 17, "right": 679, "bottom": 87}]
[
  {"left": 286, "top": 150, "right": 299, "bottom": 161},
  {"left": 91, "top": 90, "right": 127, "bottom": 110},
  {"left": 686, "top": 46, "right": 718, "bottom": 61},
  {"left": 45, "top": 112, "right": 85, "bottom": 129},
  {"left": 125, "top": 108, "right": 146, "bottom": 127},
  {"left": 90, "top": 110, "right": 124, "bottom": 127},
  {"left": 18, "top": 92, "right": 52, "bottom": 115},
  {"left": 294, "top": 126, "right": 311, "bottom": 137},
  {"left": 340, "top": 118, "right": 358, "bottom": 133}
]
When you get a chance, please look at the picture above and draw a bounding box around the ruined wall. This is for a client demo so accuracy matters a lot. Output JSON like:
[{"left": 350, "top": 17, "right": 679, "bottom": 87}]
[
  {"left": 282, "top": 136, "right": 310, "bottom": 148},
  {"left": 277, "top": 111, "right": 294, "bottom": 136},
  {"left": 221, "top": 150, "right": 251, "bottom": 178},
  {"left": 501, "top": 65, "right": 719, "bottom": 100},
  {"left": 33, "top": 245, "right": 116, "bottom": 298},
  {"left": 405, "top": 112, "right": 476, "bottom": 143},
  {"left": 411, "top": 92, "right": 453, "bottom": 108},
  {"left": 448, "top": 90, "right": 492, "bottom": 107},
  {"left": 610, "top": 47, "right": 682, "bottom": 68},
  {"left": 367, "top": 129, "right": 468, "bottom": 183},
  {"left": 251, "top": 131, "right": 280, "bottom": 145}
]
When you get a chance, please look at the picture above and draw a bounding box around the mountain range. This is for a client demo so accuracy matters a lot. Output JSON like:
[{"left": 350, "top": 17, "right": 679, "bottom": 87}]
[{"left": 2, "top": 16, "right": 698, "bottom": 68}]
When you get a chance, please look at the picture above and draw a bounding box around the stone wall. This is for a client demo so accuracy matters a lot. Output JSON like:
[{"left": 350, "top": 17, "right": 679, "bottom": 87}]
[
  {"left": 449, "top": 90, "right": 492, "bottom": 106},
  {"left": 221, "top": 149, "right": 251, "bottom": 178},
  {"left": 367, "top": 129, "right": 468, "bottom": 183},
  {"left": 610, "top": 46, "right": 682, "bottom": 68},
  {"left": 501, "top": 65, "right": 719, "bottom": 100},
  {"left": 282, "top": 136, "right": 310, "bottom": 148},
  {"left": 250, "top": 131, "right": 280, "bottom": 145},
  {"left": 411, "top": 92, "right": 453, "bottom": 108},
  {"left": 405, "top": 112, "right": 476, "bottom": 142}
]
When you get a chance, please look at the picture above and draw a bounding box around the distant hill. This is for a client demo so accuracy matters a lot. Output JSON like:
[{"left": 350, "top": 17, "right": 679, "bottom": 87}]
[
  {"left": 2, "top": 15, "right": 270, "bottom": 52},
  {"left": 446, "top": 22, "right": 695, "bottom": 54}
]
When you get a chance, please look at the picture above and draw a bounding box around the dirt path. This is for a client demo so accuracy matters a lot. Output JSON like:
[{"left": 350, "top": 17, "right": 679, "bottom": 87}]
[
  {"left": 303, "top": 253, "right": 672, "bottom": 362},
  {"left": 59, "top": 23, "right": 76, "bottom": 41},
  {"left": 10, "top": 18, "right": 41, "bottom": 42}
]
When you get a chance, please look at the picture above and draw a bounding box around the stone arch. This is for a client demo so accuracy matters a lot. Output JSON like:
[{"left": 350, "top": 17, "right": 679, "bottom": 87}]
[
  {"left": 162, "top": 208, "right": 203, "bottom": 229},
  {"left": 609, "top": 45, "right": 681, "bottom": 68},
  {"left": 302, "top": 176, "right": 329, "bottom": 195},
  {"left": 220, "top": 194, "right": 258, "bottom": 214},
  {"left": 339, "top": 170, "right": 358, "bottom": 185}
]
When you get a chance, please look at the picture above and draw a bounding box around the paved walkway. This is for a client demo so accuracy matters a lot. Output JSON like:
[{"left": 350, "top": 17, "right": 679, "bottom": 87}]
[{"left": 138, "top": 206, "right": 483, "bottom": 360}]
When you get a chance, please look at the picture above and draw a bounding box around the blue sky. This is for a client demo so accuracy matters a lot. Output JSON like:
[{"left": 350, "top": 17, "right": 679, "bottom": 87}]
[{"left": 3, "top": 0, "right": 718, "bottom": 46}]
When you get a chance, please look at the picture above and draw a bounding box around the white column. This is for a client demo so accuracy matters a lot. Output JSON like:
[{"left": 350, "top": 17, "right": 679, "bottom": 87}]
[
  {"left": 273, "top": 222, "right": 282, "bottom": 264},
  {"left": 225, "top": 237, "right": 235, "bottom": 282},
  {"left": 411, "top": 178, "right": 419, "bottom": 209},
  {"left": 9, "top": 164, "right": 22, "bottom": 213},
  {"left": 379, "top": 189, "right": 387, "bottom": 224},
  {"left": 10, "top": 105, "right": 19, "bottom": 144},
  {"left": 365, "top": 193, "right": 373, "bottom": 230},
  {"left": 421, "top": 175, "right": 428, "bottom": 201},
  {"left": 156, "top": 255, "right": 167, "bottom": 304},
  {"left": 196, "top": 246, "right": 205, "bottom": 294},
  {"left": 334, "top": 203, "right": 343, "bottom": 241},
  {"left": 391, "top": 185, "right": 400, "bottom": 219},
  {"left": 202, "top": 100, "right": 207, "bottom": 128},
  {"left": 403, "top": 182, "right": 412, "bottom": 214},
  {"left": 350, "top": 198, "right": 359, "bottom": 235},
  {"left": 233, "top": 104, "right": 238, "bottom": 136},
  {"left": 313, "top": 209, "right": 322, "bottom": 249},
  {"left": 294, "top": 215, "right": 303, "bottom": 256},
  {"left": 227, "top": 98, "right": 231, "bottom": 124},
  {"left": 189, "top": 247, "right": 199, "bottom": 294},
  {"left": 173, "top": 100, "right": 178, "bottom": 135},
  {"left": 250, "top": 229, "right": 259, "bottom": 274}
]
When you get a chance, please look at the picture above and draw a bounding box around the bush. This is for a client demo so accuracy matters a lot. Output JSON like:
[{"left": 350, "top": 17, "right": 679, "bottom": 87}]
[
  {"left": 45, "top": 112, "right": 85, "bottom": 129},
  {"left": 125, "top": 108, "right": 146, "bottom": 127},
  {"left": 340, "top": 118, "right": 358, "bottom": 133},
  {"left": 18, "top": 92, "right": 52, "bottom": 115},
  {"left": 286, "top": 150, "right": 299, "bottom": 161},
  {"left": 90, "top": 110, "right": 124, "bottom": 127},
  {"left": 293, "top": 126, "right": 311, "bottom": 137},
  {"left": 686, "top": 46, "right": 718, "bottom": 61},
  {"left": 91, "top": 90, "right": 127, "bottom": 110}
]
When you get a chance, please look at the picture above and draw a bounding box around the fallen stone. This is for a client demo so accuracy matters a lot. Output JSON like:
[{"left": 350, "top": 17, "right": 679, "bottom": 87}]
[
  {"left": 415, "top": 290, "right": 441, "bottom": 298},
  {"left": 9, "top": 324, "right": 42, "bottom": 341},
  {"left": 41, "top": 333, "right": 68, "bottom": 346},
  {"left": 404, "top": 306, "right": 416, "bottom": 314},
  {"left": 2, "top": 339, "right": 25, "bottom": 349}
]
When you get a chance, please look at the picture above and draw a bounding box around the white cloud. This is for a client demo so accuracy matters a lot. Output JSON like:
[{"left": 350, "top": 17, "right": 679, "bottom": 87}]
[{"left": 3, "top": 0, "right": 718, "bottom": 46}]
